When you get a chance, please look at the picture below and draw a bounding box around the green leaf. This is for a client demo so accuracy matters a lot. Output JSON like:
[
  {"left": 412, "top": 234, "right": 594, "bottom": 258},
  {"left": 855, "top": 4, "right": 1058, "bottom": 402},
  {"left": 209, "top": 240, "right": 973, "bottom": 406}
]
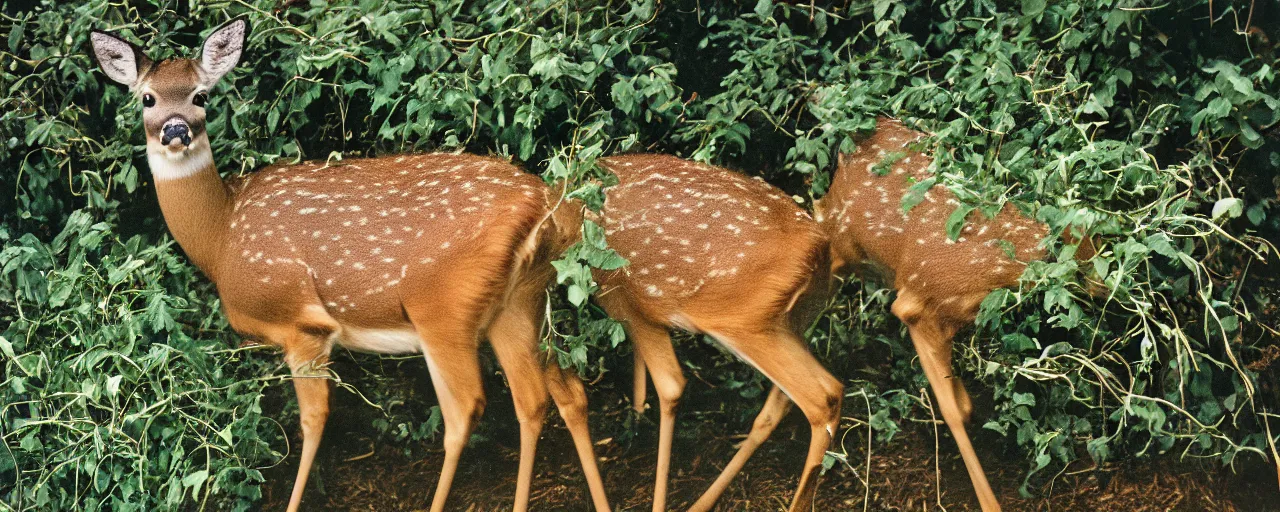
[
  {"left": 1086, "top": 438, "right": 1111, "bottom": 463},
  {"left": 0, "top": 336, "right": 13, "bottom": 360},
  {"left": 567, "top": 284, "right": 588, "bottom": 307},
  {"left": 609, "top": 322, "right": 626, "bottom": 347},
  {"left": 1206, "top": 96, "right": 1232, "bottom": 118},
  {"left": 182, "top": 469, "right": 209, "bottom": 497},
  {"left": 1021, "top": 0, "right": 1046, "bottom": 16},
  {"left": 106, "top": 375, "right": 122, "bottom": 397},
  {"left": 1225, "top": 74, "right": 1256, "bottom": 96},
  {"left": 217, "top": 425, "right": 234, "bottom": 446},
  {"left": 611, "top": 79, "right": 637, "bottom": 114},
  {"left": 873, "top": 0, "right": 891, "bottom": 20},
  {"left": 1002, "top": 333, "right": 1038, "bottom": 353},
  {"left": 1143, "top": 233, "right": 1179, "bottom": 259},
  {"left": 900, "top": 176, "right": 936, "bottom": 214},
  {"left": 1246, "top": 203, "right": 1266, "bottom": 225},
  {"left": 945, "top": 205, "right": 974, "bottom": 240},
  {"left": 1218, "top": 315, "right": 1239, "bottom": 333},
  {"left": 1211, "top": 197, "right": 1243, "bottom": 220},
  {"left": 753, "top": 0, "right": 773, "bottom": 18}
]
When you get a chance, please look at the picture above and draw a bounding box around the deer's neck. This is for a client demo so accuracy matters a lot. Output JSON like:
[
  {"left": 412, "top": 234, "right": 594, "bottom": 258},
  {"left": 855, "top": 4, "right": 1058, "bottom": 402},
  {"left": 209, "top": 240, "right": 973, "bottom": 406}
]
[{"left": 149, "top": 146, "right": 231, "bottom": 280}]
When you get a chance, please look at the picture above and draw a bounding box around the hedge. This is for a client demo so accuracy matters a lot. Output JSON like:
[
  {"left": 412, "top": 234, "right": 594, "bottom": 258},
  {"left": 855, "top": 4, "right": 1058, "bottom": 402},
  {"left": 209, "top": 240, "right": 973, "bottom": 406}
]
[{"left": 2, "top": 0, "right": 1277, "bottom": 509}]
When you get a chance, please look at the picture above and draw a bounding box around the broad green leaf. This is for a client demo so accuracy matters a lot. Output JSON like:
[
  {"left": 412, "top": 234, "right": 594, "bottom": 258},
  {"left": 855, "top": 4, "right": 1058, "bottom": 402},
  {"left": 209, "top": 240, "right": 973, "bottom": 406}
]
[
  {"left": 1211, "top": 197, "right": 1243, "bottom": 220},
  {"left": 753, "top": 0, "right": 772, "bottom": 18},
  {"left": 945, "top": 204, "right": 974, "bottom": 240},
  {"left": 182, "top": 469, "right": 209, "bottom": 497},
  {"left": 0, "top": 336, "right": 13, "bottom": 360},
  {"left": 567, "top": 284, "right": 588, "bottom": 307}
]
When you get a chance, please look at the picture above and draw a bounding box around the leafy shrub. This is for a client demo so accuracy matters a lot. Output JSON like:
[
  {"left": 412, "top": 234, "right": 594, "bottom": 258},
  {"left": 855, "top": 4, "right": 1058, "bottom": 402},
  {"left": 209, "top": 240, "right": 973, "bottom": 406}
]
[
  {"left": 2, "top": 0, "right": 1277, "bottom": 509},
  {"left": 672, "top": 0, "right": 1280, "bottom": 494}
]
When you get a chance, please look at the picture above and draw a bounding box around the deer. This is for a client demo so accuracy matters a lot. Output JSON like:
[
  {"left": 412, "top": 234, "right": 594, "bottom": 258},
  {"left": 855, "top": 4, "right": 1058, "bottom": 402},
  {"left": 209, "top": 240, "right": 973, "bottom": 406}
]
[
  {"left": 813, "top": 117, "right": 1097, "bottom": 511},
  {"left": 547, "top": 154, "right": 845, "bottom": 511},
  {"left": 88, "top": 17, "right": 611, "bottom": 512}
]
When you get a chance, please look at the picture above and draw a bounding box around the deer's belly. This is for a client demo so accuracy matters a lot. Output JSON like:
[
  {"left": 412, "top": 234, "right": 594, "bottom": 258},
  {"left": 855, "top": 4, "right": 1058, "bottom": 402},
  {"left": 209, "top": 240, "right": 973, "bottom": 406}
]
[{"left": 336, "top": 324, "right": 423, "bottom": 354}]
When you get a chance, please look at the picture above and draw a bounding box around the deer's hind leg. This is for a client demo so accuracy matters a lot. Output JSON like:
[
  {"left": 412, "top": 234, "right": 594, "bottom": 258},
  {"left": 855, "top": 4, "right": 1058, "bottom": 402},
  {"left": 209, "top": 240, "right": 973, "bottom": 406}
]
[
  {"left": 546, "top": 364, "right": 612, "bottom": 511},
  {"left": 892, "top": 290, "right": 999, "bottom": 512},
  {"left": 407, "top": 309, "right": 487, "bottom": 512},
  {"left": 689, "top": 385, "right": 793, "bottom": 510},
  {"left": 488, "top": 283, "right": 612, "bottom": 512},
  {"left": 692, "top": 322, "right": 843, "bottom": 512},
  {"left": 487, "top": 302, "right": 551, "bottom": 512}
]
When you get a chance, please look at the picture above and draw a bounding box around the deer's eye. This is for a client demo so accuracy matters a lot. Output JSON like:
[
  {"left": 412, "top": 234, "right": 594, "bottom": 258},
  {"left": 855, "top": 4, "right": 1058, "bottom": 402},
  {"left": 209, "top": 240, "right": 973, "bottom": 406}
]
[
  {"left": 142, "top": 94, "right": 156, "bottom": 108},
  {"left": 193, "top": 92, "right": 208, "bottom": 107}
]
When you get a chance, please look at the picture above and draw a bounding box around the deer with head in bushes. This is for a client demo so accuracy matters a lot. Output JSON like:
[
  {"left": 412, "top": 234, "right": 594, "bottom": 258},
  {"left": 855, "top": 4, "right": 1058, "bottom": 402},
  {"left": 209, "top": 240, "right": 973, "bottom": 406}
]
[
  {"left": 593, "top": 119, "right": 1094, "bottom": 511},
  {"left": 545, "top": 154, "right": 845, "bottom": 512},
  {"left": 814, "top": 117, "right": 1098, "bottom": 511},
  {"left": 89, "top": 17, "right": 610, "bottom": 512}
]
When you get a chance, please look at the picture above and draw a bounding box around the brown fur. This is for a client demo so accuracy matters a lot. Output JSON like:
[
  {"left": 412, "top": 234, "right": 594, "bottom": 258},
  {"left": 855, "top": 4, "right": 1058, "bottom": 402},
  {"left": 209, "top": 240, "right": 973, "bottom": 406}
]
[
  {"left": 213, "top": 155, "right": 545, "bottom": 334},
  {"left": 813, "top": 117, "right": 1099, "bottom": 512},
  {"left": 138, "top": 59, "right": 208, "bottom": 140},
  {"left": 160, "top": 153, "right": 612, "bottom": 512},
  {"left": 818, "top": 118, "right": 1050, "bottom": 323},
  {"left": 594, "top": 155, "right": 828, "bottom": 324},
  {"left": 581, "top": 154, "right": 844, "bottom": 512},
  {"left": 91, "top": 21, "right": 611, "bottom": 512}
]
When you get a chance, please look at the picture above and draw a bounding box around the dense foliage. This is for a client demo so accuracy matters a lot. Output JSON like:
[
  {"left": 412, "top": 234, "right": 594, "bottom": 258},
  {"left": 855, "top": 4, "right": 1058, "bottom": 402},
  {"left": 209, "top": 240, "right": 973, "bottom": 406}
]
[{"left": 2, "top": 0, "right": 1277, "bottom": 509}]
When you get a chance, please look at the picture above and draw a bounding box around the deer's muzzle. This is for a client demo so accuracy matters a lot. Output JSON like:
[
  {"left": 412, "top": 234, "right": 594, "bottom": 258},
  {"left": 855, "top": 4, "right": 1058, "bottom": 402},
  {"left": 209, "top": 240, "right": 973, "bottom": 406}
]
[{"left": 161, "top": 118, "right": 192, "bottom": 147}]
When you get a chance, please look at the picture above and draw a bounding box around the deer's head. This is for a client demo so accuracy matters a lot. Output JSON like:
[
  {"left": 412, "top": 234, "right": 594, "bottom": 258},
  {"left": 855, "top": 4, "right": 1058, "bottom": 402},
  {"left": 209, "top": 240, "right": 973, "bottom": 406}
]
[{"left": 90, "top": 18, "right": 248, "bottom": 178}]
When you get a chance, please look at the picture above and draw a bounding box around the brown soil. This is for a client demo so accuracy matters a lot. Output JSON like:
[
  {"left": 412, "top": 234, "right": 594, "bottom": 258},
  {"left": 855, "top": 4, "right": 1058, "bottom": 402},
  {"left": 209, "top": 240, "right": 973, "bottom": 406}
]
[{"left": 261, "top": 373, "right": 1280, "bottom": 512}]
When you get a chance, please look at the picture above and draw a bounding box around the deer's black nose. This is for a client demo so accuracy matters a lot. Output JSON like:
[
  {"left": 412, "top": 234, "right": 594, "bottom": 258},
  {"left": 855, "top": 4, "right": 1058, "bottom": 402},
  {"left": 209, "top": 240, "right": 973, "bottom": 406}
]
[{"left": 161, "top": 122, "right": 191, "bottom": 147}]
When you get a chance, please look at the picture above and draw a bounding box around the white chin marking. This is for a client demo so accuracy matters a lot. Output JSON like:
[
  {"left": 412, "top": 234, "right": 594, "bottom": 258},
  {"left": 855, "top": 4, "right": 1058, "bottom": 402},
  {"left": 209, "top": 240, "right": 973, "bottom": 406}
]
[{"left": 147, "top": 145, "right": 212, "bottom": 181}]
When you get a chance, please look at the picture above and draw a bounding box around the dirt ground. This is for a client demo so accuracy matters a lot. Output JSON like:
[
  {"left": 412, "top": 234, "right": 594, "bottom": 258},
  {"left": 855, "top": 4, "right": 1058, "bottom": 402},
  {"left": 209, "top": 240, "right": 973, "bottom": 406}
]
[{"left": 260, "top": 369, "right": 1280, "bottom": 512}]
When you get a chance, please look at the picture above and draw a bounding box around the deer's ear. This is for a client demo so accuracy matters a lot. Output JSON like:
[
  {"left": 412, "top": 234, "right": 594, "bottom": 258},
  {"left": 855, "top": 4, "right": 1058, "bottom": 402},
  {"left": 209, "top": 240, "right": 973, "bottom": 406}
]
[
  {"left": 90, "top": 30, "right": 151, "bottom": 88},
  {"left": 199, "top": 16, "right": 249, "bottom": 87}
]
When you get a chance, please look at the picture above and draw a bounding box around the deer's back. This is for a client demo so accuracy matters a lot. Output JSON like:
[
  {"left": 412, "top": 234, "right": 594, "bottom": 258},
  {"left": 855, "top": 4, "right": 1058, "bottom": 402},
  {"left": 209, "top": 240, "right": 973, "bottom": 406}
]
[
  {"left": 596, "top": 155, "right": 828, "bottom": 331},
  {"left": 819, "top": 119, "right": 1048, "bottom": 320}
]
